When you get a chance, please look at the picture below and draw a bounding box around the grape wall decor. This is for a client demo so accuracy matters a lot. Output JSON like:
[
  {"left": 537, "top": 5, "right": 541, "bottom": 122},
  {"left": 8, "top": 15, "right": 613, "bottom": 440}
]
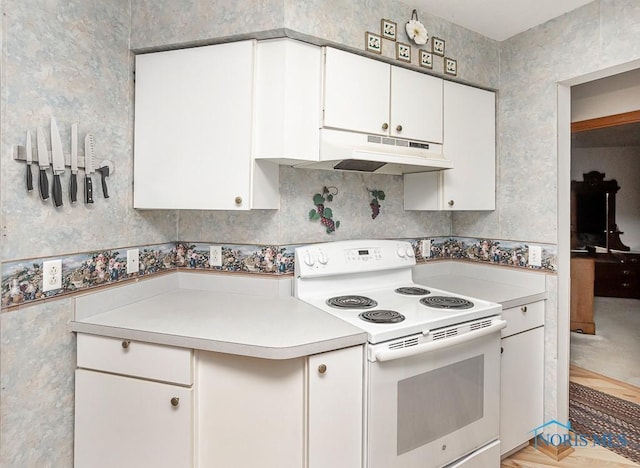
[
  {"left": 368, "top": 189, "right": 386, "bottom": 219},
  {"left": 309, "top": 186, "right": 341, "bottom": 234}
]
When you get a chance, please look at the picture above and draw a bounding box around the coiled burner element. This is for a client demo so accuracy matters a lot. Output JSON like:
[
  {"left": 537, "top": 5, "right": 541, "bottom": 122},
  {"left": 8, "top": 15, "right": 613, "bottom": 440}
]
[
  {"left": 419, "top": 296, "right": 474, "bottom": 309},
  {"left": 395, "top": 286, "right": 430, "bottom": 296},
  {"left": 326, "top": 295, "right": 378, "bottom": 309},
  {"left": 358, "top": 310, "right": 406, "bottom": 323}
]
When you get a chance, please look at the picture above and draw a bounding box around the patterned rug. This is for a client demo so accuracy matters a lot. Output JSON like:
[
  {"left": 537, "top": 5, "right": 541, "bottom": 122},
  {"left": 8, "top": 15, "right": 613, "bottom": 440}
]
[{"left": 569, "top": 381, "right": 640, "bottom": 464}]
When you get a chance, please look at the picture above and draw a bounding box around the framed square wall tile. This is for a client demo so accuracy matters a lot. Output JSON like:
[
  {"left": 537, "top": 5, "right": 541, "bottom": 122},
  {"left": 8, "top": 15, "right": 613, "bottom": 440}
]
[
  {"left": 432, "top": 37, "right": 445, "bottom": 56},
  {"left": 365, "top": 31, "right": 382, "bottom": 54},
  {"left": 381, "top": 19, "right": 397, "bottom": 41},
  {"left": 444, "top": 57, "right": 457, "bottom": 76},
  {"left": 396, "top": 42, "right": 411, "bottom": 62},
  {"left": 419, "top": 49, "right": 433, "bottom": 69}
]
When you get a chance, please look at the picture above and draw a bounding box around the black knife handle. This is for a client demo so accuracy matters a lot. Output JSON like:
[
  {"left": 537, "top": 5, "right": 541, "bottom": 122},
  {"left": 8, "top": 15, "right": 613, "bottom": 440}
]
[
  {"left": 98, "top": 166, "right": 110, "bottom": 198},
  {"left": 70, "top": 173, "right": 78, "bottom": 203},
  {"left": 52, "top": 174, "right": 63, "bottom": 207},
  {"left": 39, "top": 169, "right": 49, "bottom": 200},
  {"left": 26, "top": 164, "right": 33, "bottom": 191},
  {"left": 85, "top": 176, "right": 94, "bottom": 204}
]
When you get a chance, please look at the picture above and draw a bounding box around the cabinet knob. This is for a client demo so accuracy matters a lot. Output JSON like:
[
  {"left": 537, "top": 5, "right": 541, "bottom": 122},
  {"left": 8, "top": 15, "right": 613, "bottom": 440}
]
[
  {"left": 318, "top": 364, "right": 327, "bottom": 374},
  {"left": 520, "top": 306, "right": 528, "bottom": 313},
  {"left": 621, "top": 282, "right": 630, "bottom": 288},
  {"left": 381, "top": 123, "right": 389, "bottom": 130},
  {"left": 396, "top": 124, "right": 403, "bottom": 132},
  {"left": 448, "top": 200, "right": 455, "bottom": 207},
  {"left": 622, "top": 270, "right": 631, "bottom": 276},
  {"left": 170, "top": 397, "right": 180, "bottom": 407},
  {"left": 234, "top": 196, "right": 242, "bottom": 205},
  {"left": 500, "top": 347, "right": 504, "bottom": 355},
  {"left": 121, "top": 340, "right": 131, "bottom": 349}
]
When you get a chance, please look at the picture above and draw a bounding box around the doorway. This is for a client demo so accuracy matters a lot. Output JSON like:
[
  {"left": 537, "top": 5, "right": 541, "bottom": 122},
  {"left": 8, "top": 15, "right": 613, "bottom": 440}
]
[{"left": 558, "top": 65, "right": 640, "bottom": 425}]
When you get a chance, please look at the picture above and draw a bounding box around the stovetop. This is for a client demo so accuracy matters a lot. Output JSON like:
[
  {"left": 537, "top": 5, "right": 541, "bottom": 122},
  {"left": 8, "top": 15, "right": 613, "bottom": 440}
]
[
  {"left": 301, "top": 283, "right": 500, "bottom": 344},
  {"left": 294, "top": 240, "right": 501, "bottom": 344}
]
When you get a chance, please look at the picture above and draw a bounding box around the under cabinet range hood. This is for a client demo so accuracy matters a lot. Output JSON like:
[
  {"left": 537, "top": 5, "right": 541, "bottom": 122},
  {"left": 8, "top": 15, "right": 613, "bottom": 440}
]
[{"left": 293, "top": 129, "right": 453, "bottom": 175}]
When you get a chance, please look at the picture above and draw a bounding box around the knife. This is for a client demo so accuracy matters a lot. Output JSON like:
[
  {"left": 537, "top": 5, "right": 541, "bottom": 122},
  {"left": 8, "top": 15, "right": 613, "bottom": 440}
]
[
  {"left": 36, "top": 127, "right": 50, "bottom": 200},
  {"left": 84, "top": 133, "right": 95, "bottom": 204},
  {"left": 50, "top": 118, "right": 65, "bottom": 207},
  {"left": 25, "top": 130, "right": 34, "bottom": 191},
  {"left": 70, "top": 123, "right": 78, "bottom": 203},
  {"left": 96, "top": 164, "right": 110, "bottom": 198}
]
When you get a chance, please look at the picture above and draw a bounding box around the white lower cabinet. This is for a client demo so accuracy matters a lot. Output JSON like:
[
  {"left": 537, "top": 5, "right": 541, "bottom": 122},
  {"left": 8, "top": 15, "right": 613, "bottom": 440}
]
[
  {"left": 75, "top": 369, "right": 193, "bottom": 468},
  {"left": 499, "top": 302, "right": 545, "bottom": 456},
  {"left": 75, "top": 333, "right": 364, "bottom": 468},
  {"left": 74, "top": 335, "right": 194, "bottom": 468},
  {"left": 308, "top": 346, "right": 363, "bottom": 468}
]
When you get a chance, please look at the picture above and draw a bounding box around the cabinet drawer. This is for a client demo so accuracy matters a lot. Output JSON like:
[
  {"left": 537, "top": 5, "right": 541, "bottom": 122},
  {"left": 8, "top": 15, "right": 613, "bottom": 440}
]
[
  {"left": 501, "top": 301, "right": 544, "bottom": 337},
  {"left": 77, "top": 334, "right": 193, "bottom": 385}
]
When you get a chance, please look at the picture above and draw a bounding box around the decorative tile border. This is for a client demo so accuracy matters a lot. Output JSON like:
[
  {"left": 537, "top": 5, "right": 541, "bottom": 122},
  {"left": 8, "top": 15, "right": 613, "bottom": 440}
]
[{"left": 1, "top": 237, "right": 556, "bottom": 310}]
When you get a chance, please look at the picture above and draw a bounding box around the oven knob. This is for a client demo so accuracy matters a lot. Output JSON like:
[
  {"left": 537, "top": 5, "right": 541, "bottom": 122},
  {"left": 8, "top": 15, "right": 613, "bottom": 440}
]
[
  {"left": 396, "top": 247, "right": 406, "bottom": 258},
  {"left": 318, "top": 251, "right": 329, "bottom": 265},
  {"left": 303, "top": 251, "right": 315, "bottom": 266},
  {"left": 405, "top": 246, "right": 415, "bottom": 258}
]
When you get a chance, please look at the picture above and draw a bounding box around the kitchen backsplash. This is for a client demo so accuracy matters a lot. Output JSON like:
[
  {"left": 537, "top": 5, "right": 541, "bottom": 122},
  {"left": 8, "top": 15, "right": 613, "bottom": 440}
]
[{"left": 1, "top": 237, "right": 557, "bottom": 309}]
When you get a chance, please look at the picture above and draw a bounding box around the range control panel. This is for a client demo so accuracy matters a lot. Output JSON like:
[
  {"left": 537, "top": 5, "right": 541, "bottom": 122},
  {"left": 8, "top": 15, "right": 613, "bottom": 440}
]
[{"left": 295, "top": 240, "right": 416, "bottom": 278}]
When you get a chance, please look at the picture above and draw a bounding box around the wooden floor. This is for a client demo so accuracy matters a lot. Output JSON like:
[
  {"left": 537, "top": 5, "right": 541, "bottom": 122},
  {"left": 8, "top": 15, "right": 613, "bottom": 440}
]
[{"left": 500, "top": 365, "right": 640, "bottom": 467}]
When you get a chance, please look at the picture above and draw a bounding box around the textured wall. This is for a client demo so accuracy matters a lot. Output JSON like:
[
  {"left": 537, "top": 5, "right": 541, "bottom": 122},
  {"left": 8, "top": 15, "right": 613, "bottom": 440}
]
[
  {"left": 0, "top": 0, "right": 177, "bottom": 262},
  {"left": 491, "top": 0, "right": 640, "bottom": 425}
]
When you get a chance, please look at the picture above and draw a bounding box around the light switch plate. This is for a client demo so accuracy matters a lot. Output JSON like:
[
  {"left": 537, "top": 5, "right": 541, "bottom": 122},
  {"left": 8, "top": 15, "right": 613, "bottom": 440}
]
[
  {"left": 42, "top": 259, "right": 62, "bottom": 292},
  {"left": 210, "top": 245, "right": 222, "bottom": 267},
  {"left": 420, "top": 239, "right": 431, "bottom": 258},
  {"left": 528, "top": 245, "right": 542, "bottom": 267},
  {"left": 127, "top": 249, "right": 140, "bottom": 274}
]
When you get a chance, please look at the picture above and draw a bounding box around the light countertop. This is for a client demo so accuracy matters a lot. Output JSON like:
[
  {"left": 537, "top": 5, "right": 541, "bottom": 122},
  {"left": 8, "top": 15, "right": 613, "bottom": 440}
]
[{"left": 70, "top": 273, "right": 366, "bottom": 360}]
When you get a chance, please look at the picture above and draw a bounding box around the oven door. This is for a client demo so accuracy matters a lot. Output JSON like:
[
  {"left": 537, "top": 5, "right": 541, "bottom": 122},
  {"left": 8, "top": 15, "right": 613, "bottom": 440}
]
[{"left": 366, "top": 323, "right": 503, "bottom": 468}]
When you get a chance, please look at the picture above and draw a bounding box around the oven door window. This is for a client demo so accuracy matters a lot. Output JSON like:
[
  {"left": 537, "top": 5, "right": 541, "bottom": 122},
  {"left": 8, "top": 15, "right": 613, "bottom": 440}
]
[{"left": 397, "top": 355, "right": 484, "bottom": 455}]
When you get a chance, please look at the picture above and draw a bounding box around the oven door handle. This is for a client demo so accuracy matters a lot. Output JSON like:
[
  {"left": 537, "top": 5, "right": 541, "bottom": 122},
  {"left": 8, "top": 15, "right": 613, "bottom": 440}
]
[{"left": 373, "top": 320, "right": 507, "bottom": 362}]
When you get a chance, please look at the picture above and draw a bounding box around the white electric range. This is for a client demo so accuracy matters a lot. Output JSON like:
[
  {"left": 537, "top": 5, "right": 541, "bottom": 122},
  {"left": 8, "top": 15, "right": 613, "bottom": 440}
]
[{"left": 294, "top": 239, "right": 505, "bottom": 468}]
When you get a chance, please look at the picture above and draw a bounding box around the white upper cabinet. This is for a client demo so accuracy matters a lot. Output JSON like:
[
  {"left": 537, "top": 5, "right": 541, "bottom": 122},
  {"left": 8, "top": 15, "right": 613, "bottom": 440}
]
[
  {"left": 322, "top": 47, "right": 443, "bottom": 143},
  {"left": 134, "top": 40, "right": 278, "bottom": 210},
  {"left": 390, "top": 66, "right": 443, "bottom": 142},
  {"left": 323, "top": 47, "right": 390, "bottom": 136},
  {"left": 253, "top": 38, "right": 322, "bottom": 163},
  {"left": 404, "top": 81, "right": 496, "bottom": 211}
]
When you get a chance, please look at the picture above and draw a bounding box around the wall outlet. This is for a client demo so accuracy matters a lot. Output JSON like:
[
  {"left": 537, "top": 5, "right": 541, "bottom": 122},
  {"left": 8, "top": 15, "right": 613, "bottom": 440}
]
[
  {"left": 210, "top": 245, "right": 222, "bottom": 267},
  {"left": 528, "top": 245, "right": 542, "bottom": 267},
  {"left": 420, "top": 239, "right": 431, "bottom": 258},
  {"left": 127, "top": 248, "right": 140, "bottom": 274},
  {"left": 42, "top": 259, "right": 62, "bottom": 292}
]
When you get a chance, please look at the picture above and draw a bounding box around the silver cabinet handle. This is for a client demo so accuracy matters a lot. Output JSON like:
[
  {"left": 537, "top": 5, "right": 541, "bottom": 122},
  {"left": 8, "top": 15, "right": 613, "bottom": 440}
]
[
  {"left": 121, "top": 340, "right": 130, "bottom": 349},
  {"left": 396, "top": 125, "right": 403, "bottom": 132},
  {"left": 170, "top": 397, "right": 180, "bottom": 407},
  {"left": 381, "top": 123, "right": 389, "bottom": 130},
  {"left": 318, "top": 364, "right": 327, "bottom": 374},
  {"left": 234, "top": 196, "right": 242, "bottom": 205},
  {"left": 448, "top": 200, "right": 455, "bottom": 207}
]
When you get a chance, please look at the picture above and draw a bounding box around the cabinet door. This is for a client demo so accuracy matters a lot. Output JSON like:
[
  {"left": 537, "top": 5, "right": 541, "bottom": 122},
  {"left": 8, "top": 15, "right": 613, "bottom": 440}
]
[
  {"left": 134, "top": 41, "right": 254, "bottom": 210},
  {"left": 323, "top": 47, "right": 390, "bottom": 135},
  {"left": 390, "top": 66, "right": 443, "bottom": 143},
  {"left": 500, "top": 327, "right": 544, "bottom": 455},
  {"left": 74, "top": 369, "right": 193, "bottom": 468},
  {"left": 308, "top": 346, "right": 364, "bottom": 468},
  {"left": 441, "top": 81, "right": 495, "bottom": 210},
  {"left": 197, "top": 352, "right": 304, "bottom": 468}
]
